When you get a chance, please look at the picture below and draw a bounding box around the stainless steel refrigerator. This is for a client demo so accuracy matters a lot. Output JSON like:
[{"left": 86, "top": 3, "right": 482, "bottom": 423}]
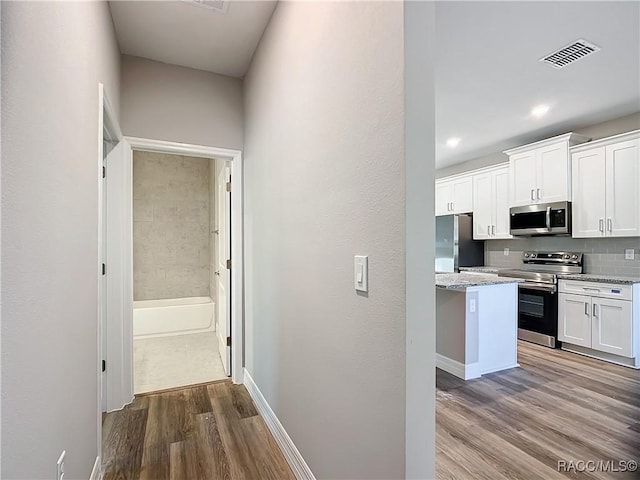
[{"left": 435, "top": 214, "right": 485, "bottom": 272}]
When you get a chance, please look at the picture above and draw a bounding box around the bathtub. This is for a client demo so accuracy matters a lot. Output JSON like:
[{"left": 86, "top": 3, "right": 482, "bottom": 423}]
[{"left": 133, "top": 296, "right": 215, "bottom": 339}]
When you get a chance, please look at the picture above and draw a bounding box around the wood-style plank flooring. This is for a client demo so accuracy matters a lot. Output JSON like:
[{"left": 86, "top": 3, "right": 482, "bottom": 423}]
[
  {"left": 102, "top": 380, "right": 295, "bottom": 480},
  {"left": 437, "top": 341, "right": 640, "bottom": 479}
]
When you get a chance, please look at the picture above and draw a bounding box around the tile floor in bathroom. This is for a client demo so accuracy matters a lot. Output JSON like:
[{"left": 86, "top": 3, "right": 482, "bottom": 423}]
[{"left": 134, "top": 331, "right": 228, "bottom": 394}]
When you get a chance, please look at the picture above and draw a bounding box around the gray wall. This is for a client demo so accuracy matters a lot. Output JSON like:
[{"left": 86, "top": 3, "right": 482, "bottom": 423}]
[
  {"left": 120, "top": 55, "right": 243, "bottom": 150},
  {"left": 243, "top": 2, "right": 407, "bottom": 478},
  {"left": 486, "top": 237, "right": 640, "bottom": 277},
  {"left": 1, "top": 2, "right": 121, "bottom": 478},
  {"left": 436, "top": 111, "right": 640, "bottom": 178},
  {"left": 133, "top": 151, "right": 210, "bottom": 300}
]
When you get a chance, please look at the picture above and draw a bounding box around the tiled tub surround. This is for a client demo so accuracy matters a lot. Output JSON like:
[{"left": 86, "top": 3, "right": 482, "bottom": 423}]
[
  {"left": 485, "top": 237, "right": 640, "bottom": 277},
  {"left": 133, "top": 151, "right": 211, "bottom": 300}
]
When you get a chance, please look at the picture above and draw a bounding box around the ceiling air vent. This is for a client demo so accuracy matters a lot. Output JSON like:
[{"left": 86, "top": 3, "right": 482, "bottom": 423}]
[
  {"left": 539, "top": 39, "right": 601, "bottom": 69},
  {"left": 182, "top": 0, "right": 229, "bottom": 14}
]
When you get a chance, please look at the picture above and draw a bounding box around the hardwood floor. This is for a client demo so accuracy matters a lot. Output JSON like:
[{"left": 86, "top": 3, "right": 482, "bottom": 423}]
[
  {"left": 437, "top": 341, "right": 640, "bottom": 480},
  {"left": 102, "top": 379, "right": 295, "bottom": 480}
]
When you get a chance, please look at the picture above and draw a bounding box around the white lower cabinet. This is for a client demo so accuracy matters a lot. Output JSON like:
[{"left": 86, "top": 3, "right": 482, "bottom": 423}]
[
  {"left": 592, "top": 298, "right": 633, "bottom": 357},
  {"left": 558, "top": 280, "right": 636, "bottom": 363},
  {"left": 558, "top": 293, "right": 592, "bottom": 348}
]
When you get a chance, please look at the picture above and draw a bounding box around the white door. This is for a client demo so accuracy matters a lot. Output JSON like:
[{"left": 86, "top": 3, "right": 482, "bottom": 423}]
[
  {"left": 537, "top": 142, "right": 569, "bottom": 203},
  {"left": 591, "top": 298, "right": 633, "bottom": 357},
  {"left": 451, "top": 176, "right": 473, "bottom": 213},
  {"left": 472, "top": 172, "right": 493, "bottom": 239},
  {"left": 435, "top": 180, "right": 452, "bottom": 216},
  {"left": 493, "top": 167, "right": 512, "bottom": 238},
  {"left": 216, "top": 164, "right": 232, "bottom": 375},
  {"left": 572, "top": 147, "right": 607, "bottom": 238},
  {"left": 606, "top": 138, "right": 640, "bottom": 237},
  {"left": 558, "top": 293, "right": 592, "bottom": 348},
  {"left": 100, "top": 145, "right": 108, "bottom": 412},
  {"left": 509, "top": 151, "right": 537, "bottom": 206}
]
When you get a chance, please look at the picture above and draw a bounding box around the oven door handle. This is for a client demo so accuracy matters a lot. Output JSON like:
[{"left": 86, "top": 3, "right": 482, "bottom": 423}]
[
  {"left": 519, "top": 282, "right": 557, "bottom": 293},
  {"left": 546, "top": 206, "right": 552, "bottom": 231}
]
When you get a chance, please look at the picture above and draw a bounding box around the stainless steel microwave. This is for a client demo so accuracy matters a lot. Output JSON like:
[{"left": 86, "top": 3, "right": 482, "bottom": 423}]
[{"left": 510, "top": 201, "right": 571, "bottom": 236}]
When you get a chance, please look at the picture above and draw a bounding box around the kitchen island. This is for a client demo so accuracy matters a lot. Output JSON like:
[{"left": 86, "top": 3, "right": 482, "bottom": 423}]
[{"left": 436, "top": 273, "right": 523, "bottom": 380}]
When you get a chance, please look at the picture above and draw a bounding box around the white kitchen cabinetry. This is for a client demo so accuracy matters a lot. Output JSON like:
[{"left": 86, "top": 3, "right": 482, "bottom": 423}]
[
  {"left": 558, "top": 280, "right": 638, "bottom": 367},
  {"left": 571, "top": 131, "right": 640, "bottom": 238},
  {"left": 435, "top": 174, "right": 473, "bottom": 216},
  {"left": 505, "top": 133, "right": 590, "bottom": 207},
  {"left": 472, "top": 165, "right": 512, "bottom": 239}
]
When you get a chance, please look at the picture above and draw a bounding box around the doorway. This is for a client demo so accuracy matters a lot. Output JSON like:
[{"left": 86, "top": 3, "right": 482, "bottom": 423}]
[
  {"left": 100, "top": 135, "right": 244, "bottom": 414},
  {"left": 131, "top": 151, "right": 231, "bottom": 393}
]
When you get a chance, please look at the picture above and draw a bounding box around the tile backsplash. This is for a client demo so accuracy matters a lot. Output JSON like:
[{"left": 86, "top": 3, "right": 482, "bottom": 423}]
[{"left": 485, "top": 236, "right": 640, "bottom": 277}]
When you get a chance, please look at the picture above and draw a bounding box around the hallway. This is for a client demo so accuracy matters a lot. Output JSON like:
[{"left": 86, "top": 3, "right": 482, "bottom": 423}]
[{"left": 102, "top": 380, "right": 295, "bottom": 479}]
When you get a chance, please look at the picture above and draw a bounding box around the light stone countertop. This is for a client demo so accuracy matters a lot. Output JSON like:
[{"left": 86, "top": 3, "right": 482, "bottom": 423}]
[
  {"left": 458, "top": 266, "right": 503, "bottom": 274},
  {"left": 558, "top": 274, "right": 640, "bottom": 285},
  {"left": 436, "top": 273, "right": 524, "bottom": 290}
]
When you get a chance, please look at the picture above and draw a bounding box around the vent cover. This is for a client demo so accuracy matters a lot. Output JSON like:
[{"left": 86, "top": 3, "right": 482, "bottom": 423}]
[
  {"left": 540, "top": 39, "right": 601, "bottom": 69},
  {"left": 182, "top": 0, "right": 229, "bottom": 14}
]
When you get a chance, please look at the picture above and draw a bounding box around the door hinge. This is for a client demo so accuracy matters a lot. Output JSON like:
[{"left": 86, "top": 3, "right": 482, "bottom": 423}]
[
  {"left": 102, "top": 360, "right": 106, "bottom": 372},
  {"left": 102, "top": 166, "right": 106, "bottom": 178},
  {"left": 226, "top": 181, "right": 231, "bottom": 192},
  {"left": 102, "top": 263, "right": 106, "bottom": 275},
  {"left": 226, "top": 336, "right": 231, "bottom": 347},
  {"left": 226, "top": 259, "right": 231, "bottom": 270}
]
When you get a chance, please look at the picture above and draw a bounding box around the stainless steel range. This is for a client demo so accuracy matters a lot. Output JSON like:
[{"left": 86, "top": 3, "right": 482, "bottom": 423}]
[{"left": 499, "top": 251, "right": 583, "bottom": 348}]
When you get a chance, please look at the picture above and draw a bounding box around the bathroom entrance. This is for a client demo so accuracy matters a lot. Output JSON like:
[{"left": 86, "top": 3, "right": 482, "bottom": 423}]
[{"left": 131, "top": 151, "right": 232, "bottom": 393}]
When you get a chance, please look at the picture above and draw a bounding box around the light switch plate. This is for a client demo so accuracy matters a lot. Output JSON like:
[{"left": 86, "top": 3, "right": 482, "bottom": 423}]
[
  {"left": 625, "top": 249, "right": 635, "bottom": 260},
  {"left": 354, "top": 255, "right": 368, "bottom": 293}
]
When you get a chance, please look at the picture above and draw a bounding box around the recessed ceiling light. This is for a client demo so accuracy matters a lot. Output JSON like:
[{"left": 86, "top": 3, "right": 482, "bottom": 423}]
[
  {"left": 446, "top": 137, "right": 461, "bottom": 148},
  {"left": 531, "top": 104, "right": 550, "bottom": 118}
]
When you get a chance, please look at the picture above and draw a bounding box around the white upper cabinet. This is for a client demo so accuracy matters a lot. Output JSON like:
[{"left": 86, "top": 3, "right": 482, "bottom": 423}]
[
  {"left": 505, "top": 133, "right": 590, "bottom": 207},
  {"left": 472, "top": 164, "right": 512, "bottom": 239},
  {"left": 571, "top": 130, "right": 640, "bottom": 238},
  {"left": 435, "top": 174, "right": 473, "bottom": 216}
]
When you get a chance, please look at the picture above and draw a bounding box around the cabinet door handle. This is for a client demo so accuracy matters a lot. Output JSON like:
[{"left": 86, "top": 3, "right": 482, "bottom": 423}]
[
  {"left": 487, "top": 225, "right": 491, "bottom": 236},
  {"left": 599, "top": 219, "right": 604, "bottom": 232},
  {"left": 607, "top": 218, "right": 612, "bottom": 232},
  {"left": 537, "top": 188, "right": 541, "bottom": 200},
  {"left": 592, "top": 303, "right": 598, "bottom": 317},
  {"left": 530, "top": 189, "right": 535, "bottom": 201},
  {"left": 491, "top": 225, "right": 495, "bottom": 235},
  {"left": 451, "top": 202, "right": 454, "bottom": 211},
  {"left": 585, "top": 302, "right": 589, "bottom": 315}
]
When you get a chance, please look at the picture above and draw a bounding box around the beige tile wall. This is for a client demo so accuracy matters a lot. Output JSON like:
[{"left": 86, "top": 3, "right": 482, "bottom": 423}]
[
  {"left": 133, "top": 151, "right": 211, "bottom": 300},
  {"left": 485, "top": 236, "right": 640, "bottom": 276}
]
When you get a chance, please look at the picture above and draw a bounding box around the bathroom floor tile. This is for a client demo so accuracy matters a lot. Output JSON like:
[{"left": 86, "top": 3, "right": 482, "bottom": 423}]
[{"left": 133, "top": 331, "right": 227, "bottom": 394}]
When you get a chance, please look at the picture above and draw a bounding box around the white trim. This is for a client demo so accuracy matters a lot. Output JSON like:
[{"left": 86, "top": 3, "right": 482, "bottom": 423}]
[
  {"left": 503, "top": 131, "right": 590, "bottom": 155},
  {"left": 124, "top": 137, "right": 244, "bottom": 385},
  {"left": 435, "top": 354, "right": 474, "bottom": 380},
  {"left": 436, "top": 162, "right": 509, "bottom": 183},
  {"left": 436, "top": 353, "right": 519, "bottom": 380},
  {"left": 562, "top": 344, "right": 639, "bottom": 369},
  {"left": 570, "top": 129, "right": 639, "bottom": 153},
  {"left": 89, "top": 456, "right": 101, "bottom": 480},
  {"left": 243, "top": 369, "right": 315, "bottom": 480}
]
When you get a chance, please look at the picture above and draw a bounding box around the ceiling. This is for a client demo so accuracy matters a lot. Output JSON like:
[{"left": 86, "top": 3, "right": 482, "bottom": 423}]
[
  {"left": 109, "top": 2, "right": 639, "bottom": 167},
  {"left": 435, "top": 1, "right": 640, "bottom": 168},
  {"left": 109, "top": 1, "right": 277, "bottom": 78}
]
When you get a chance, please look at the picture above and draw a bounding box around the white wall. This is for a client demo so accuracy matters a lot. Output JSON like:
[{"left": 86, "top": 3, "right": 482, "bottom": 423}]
[
  {"left": 120, "top": 55, "right": 243, "bottom": 150},
  {"left": 436, "top": 111, "right": 640, "bottom": 178},
  {"left": 1, "top": 2, "right": 120, "bottom": 478},
  {"left": 243, "top": 2, "right": 410, "bottom": 478}
]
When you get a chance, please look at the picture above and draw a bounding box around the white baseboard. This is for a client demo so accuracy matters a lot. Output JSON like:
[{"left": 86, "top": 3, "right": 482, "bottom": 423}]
[
  {"left": 89, "top": 456, "right": 101, "bottom": 480},
  {"left": 436, "top": 353, "right": 477, "bottom": 380},
  {"left": 436, "top": 354, "right": 520, "bottom": 380},
  {"left": 243, "top": 369, "right": 315, "bottom": 480}
]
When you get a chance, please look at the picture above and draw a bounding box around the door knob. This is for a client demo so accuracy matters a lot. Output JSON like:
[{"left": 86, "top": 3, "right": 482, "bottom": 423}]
[{"left": 214, "top": 271, "right": 221, "bottom": 276}]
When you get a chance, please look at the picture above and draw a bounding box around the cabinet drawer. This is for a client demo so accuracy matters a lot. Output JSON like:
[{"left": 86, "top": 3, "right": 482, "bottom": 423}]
[{"left": 558, "top": 280, "right": 632, "bottom": 301}]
